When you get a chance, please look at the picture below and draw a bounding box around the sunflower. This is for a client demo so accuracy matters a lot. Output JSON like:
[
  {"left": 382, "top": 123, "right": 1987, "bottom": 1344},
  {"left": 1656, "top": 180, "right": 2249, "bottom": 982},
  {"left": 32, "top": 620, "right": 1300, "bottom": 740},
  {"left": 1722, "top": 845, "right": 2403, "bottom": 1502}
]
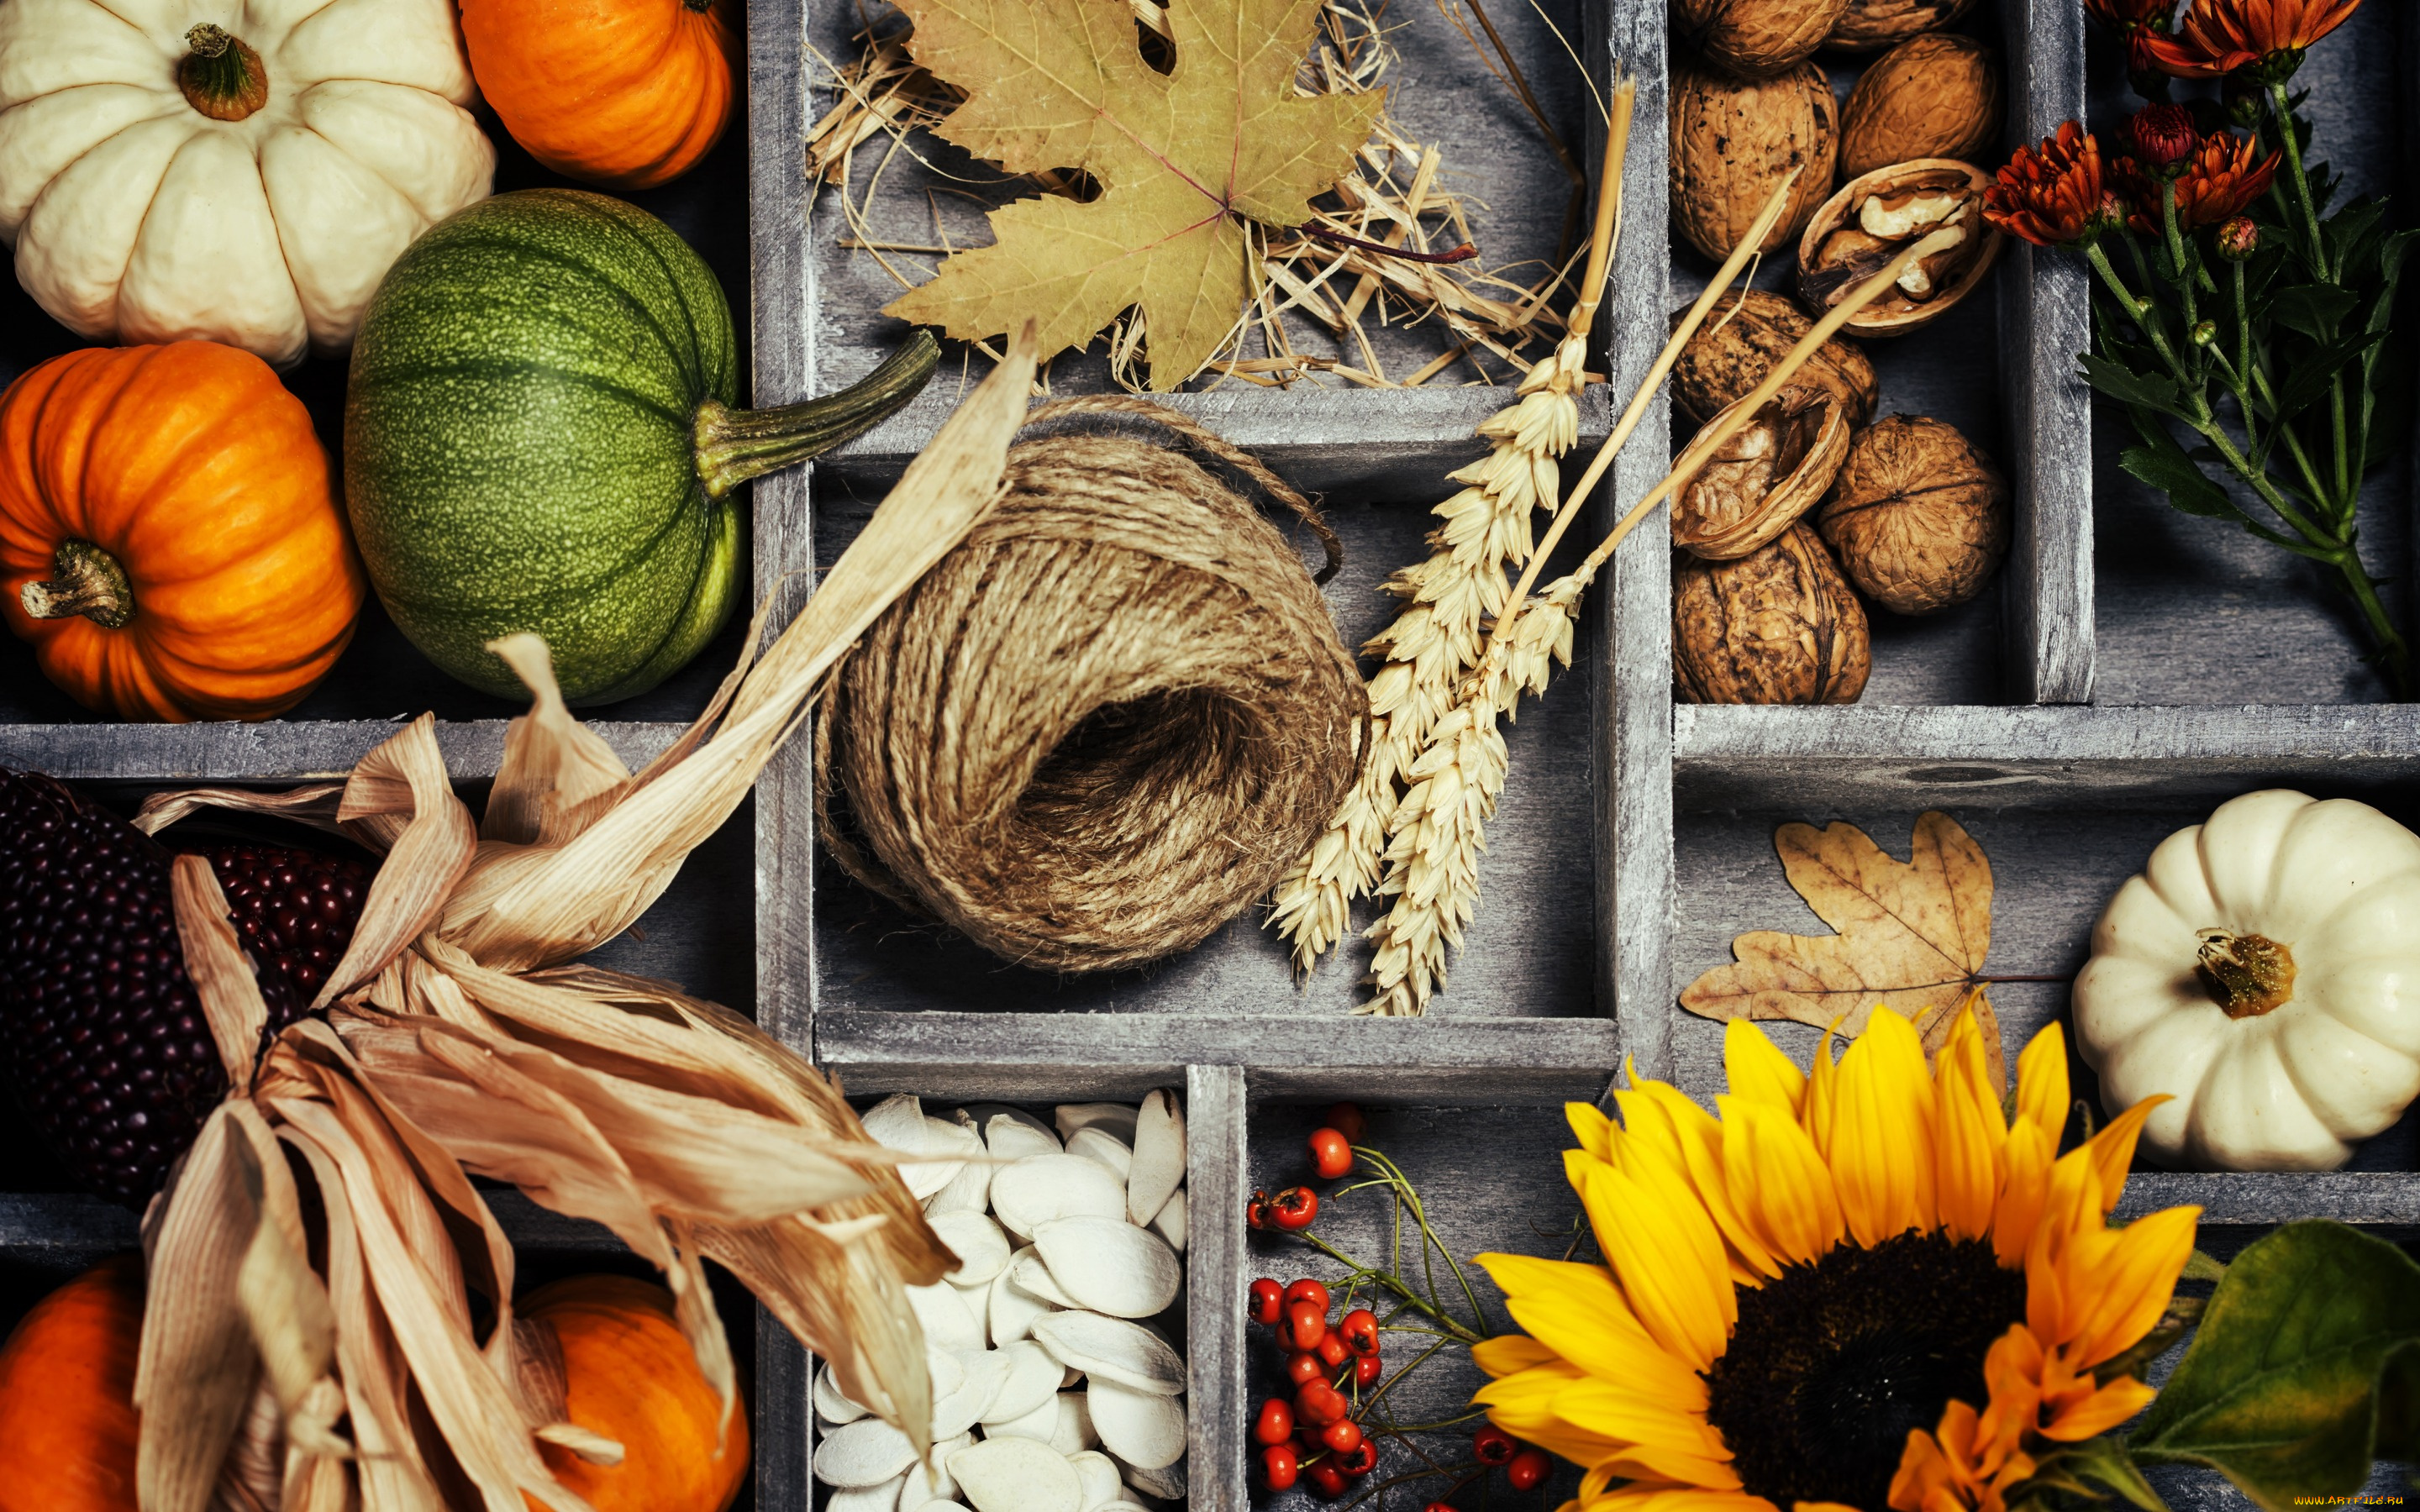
[{"left": 1470, "top": 1008, "right": 2199, "bottom": 1512}]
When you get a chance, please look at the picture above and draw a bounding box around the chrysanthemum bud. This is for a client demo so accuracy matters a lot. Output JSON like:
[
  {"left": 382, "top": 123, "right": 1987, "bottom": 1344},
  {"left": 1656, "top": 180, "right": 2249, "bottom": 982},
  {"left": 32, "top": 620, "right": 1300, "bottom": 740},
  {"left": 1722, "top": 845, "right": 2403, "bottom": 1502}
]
[
  {"left": 2130, "top": 103, "right": 2198, "bottom": 173},
  {"left": 2217, "top": 216, "right": 2259, "bottom": 260},
  {"left": 2191, "top": 320, "right": 2217, "bottom": 346}
]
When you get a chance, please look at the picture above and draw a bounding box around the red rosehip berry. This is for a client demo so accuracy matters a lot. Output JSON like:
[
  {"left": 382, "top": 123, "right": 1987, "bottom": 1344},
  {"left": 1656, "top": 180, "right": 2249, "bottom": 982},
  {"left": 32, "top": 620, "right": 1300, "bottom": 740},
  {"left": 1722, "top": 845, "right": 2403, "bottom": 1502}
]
[
  {"left": 1248, "top": 1277, "right": 1283, "bottom": 1325},
  {"left": 1475, "top": 1424, "right": 1518, "bottom": 1465},
  {"left": 1506, "top": 1446, "right": 1552, "bottom": 1489},
  {"left": 1246, "top": 1189, "right": 1271, "bottom": 1230},
  {"left": 1324, "top": 1101, "right": 1367, "bottom": 1141},
  {"left": 1307, "top": 1461, "right": 1349, "bottom": 1497},
  {"left": 1260, "top": 1442, "right": 1300, "bottom": 1490},
  {"left": 1308, "top": 1126, "right": 1353, "bottom": 1179},
  {"left": 1424, "top": 1504, "right": 1458, "bottom": 1512},
  {"left": 1355, "top": 1352, "right": 1383, "bottom": 1387},
  {"left": 1339, "top": 1307, "right": 1380, "bottom": 1357},
  {"left": 1255, "top": 1396, "right": 1295, "bottom": 1445},
  {"left": 1278, "top": 1300, "right": 1328, "bottom": 1352},
  {"left": 1316, "top": 1332, "right": 1351, "bottom": 1369},
  {"left": 1270, "top": 1185, "right": 1319, "bottom": 1230},
  {"left": 1282, "top": 1278, "right": 1331, "bottom": 1315},
  {"left": 1295, "top": 1379, "right": 1349, "bottom": 1425},
  {"left": 1335, "top": 1439, "right": 1379, "bottom": 1477},
  {"left": 1321, "top": 1418, "right": 1365, "bottom": 1454},
  {"left": 1286, "top": 1350, "right": 1325, "bottom": 1387}
]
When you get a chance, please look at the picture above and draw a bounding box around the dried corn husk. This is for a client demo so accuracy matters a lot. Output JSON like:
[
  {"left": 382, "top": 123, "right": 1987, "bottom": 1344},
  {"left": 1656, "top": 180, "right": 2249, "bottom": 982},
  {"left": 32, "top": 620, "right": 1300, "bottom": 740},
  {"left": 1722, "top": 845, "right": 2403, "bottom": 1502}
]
[{"left": 131, "top": 326, "right": 1044, "bottom": 1509}]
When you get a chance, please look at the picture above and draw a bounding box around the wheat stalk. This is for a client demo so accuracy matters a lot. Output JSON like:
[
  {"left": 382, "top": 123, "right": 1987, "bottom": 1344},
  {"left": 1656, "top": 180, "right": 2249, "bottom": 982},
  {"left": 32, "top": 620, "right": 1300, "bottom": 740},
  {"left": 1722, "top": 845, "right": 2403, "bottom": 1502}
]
[
  {"left": 1267, "top": 77, "right": 1633, "bottom": 971},
  {"left": 1356, "top": 230, "right": 1930, "bottom": 1015}
]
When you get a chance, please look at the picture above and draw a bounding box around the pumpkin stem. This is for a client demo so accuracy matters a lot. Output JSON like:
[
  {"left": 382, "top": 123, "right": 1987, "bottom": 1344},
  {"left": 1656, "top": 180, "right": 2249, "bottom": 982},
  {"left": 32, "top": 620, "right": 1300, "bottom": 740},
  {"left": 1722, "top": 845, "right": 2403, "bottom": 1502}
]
[
  {"left": 692, "top": 330, "right": 941, "bottom": 499},
  {"left": 180, "top": 24, "right": 270, "bottom": 123},
  {"left": 21, "top": 541, "right": 135, "bottom": 630},
  {"left": 2196, "top": 927, "right": 2296, "bottom": 1019}
]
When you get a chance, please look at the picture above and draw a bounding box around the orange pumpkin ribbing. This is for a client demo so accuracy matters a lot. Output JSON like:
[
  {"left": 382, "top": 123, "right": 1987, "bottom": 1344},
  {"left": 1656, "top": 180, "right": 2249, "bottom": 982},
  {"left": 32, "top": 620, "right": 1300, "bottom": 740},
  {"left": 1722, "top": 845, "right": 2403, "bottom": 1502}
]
[
  {"left": 523, "top": 1275, "right": 750, "bottom": 1512},
  {"left": 0, "top": 1257, "right": 143, "bottom": 1512},
  {"left": 461, "top": 0, "right": 739, "bottom": 191},
  {"left": 0, "top": 342, "right": 364, "bottom": 722}
]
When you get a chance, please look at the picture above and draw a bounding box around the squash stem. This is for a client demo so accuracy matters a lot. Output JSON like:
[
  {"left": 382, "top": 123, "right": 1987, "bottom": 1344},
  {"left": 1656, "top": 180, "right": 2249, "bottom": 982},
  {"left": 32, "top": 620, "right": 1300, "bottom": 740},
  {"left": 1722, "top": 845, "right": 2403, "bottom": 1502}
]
[
  {"left": 179, "top": 25, "right": 269, "bottom": 122},
  {"left": 21, "top": 540, "right": 134, "bottom": 630},
  {"left": 692, "top": 332, "right": 942, "bottom": 499}
]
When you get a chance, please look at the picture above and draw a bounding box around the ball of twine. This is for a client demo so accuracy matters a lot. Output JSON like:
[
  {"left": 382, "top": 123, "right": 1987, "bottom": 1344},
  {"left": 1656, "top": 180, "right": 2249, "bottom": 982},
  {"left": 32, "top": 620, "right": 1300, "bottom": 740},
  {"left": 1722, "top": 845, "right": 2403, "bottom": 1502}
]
[{"left": 817, "top": 396, "right": 1367, "bottom": 973}]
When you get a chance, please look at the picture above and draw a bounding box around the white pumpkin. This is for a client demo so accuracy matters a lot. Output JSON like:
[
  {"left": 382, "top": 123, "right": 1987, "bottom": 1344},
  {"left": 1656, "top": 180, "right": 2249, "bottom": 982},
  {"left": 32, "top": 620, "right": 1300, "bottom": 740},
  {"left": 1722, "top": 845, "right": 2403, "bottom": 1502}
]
[
  {"left": 0, "top": 0, "right": 494, "bottom": 365},
  {"left": 2073, "top": 788, "right": 2420, "bottom": 1171}
]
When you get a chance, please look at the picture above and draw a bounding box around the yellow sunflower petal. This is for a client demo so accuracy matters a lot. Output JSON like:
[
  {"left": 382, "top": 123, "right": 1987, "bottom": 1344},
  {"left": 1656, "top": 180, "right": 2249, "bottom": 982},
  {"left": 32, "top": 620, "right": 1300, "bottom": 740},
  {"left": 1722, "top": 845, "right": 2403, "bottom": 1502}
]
[
  {"left": 1630, "top": 1079, "right": 1781, "bottom": 1282},
  {"left": 1717, "top": 1093, "right": 1844, "bottom": 1268},
  {"left": 2014, "top": 1021, "right": 2070, "bottom": 1147},
  {"left": 1991, "top": 1117, "right": 2054, "bottom": 1268},
  {"left": 2081, "top": 1095, "right": 2166, "bottom": 1216},
  {"left": 2068, "top": 1202, "right": 2200, "bottom": 1369},
  {"left": 1571, "top": 1100, "right": 1618, "bottom": 1163},
  {"left": 2036, "top": 1372, "right": 2154, "bottom": 1441},
  {"left": 2025, "top": 1147, "right": 2112, "bottom": 1350},
  {"left": 1478, "top": 1252, "right": 1709, "bottom": 1402},
  {"left": 1478, "top": 1361, "right": 1633, "bottom": 1472},
  {"left": 1934, "top": 1007, "right": 2008, "bottom": 1244},
  {"left": 1821, "top": 1009, "right": 1939, "bottom": 1246},
  {"left": 1802, "top": 1021, "right": 1844, "bottom": 1148},
  {"left": 1583, "top": 1485, "right": 1779, "bottom": 1512},
  {"left": 1578, "top": 1157, "right": 1735, "bottom": 1370},
  {"left": 1726, "top": 1019, "right": 1807, "bottom": 1115},
  {"left": 1474, "top": 1332, "right": 1564, "bottom": 1378},
  {"left": 1552, "top": 1377, "right": 1741, "bottom": 1487}
]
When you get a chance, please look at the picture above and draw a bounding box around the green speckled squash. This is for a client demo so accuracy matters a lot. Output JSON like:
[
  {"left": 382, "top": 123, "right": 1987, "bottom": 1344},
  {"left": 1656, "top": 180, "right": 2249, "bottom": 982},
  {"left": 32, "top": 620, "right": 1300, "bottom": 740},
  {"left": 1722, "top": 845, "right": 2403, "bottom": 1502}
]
[{"left": 345, "top": 189, "right": 935, "bottom": 703}]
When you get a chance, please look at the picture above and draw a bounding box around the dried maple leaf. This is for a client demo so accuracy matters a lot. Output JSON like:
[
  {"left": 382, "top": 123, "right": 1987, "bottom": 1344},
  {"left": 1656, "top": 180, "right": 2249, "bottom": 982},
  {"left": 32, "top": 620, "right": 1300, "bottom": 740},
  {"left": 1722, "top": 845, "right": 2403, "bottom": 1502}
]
[
  {"left": 1681, "top": 811, "right": 2007, "bottom": 1090},
  {"left": 882, "top": 0, "right": 1383, "bottom": 389}
]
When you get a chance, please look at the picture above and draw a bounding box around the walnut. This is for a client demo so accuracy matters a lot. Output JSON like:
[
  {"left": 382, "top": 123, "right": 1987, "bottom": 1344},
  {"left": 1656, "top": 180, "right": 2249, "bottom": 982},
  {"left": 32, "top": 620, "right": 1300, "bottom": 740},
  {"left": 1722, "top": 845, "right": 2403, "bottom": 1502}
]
[
  {"left": 1825, "top": 0, "right": 1978, "bottom": 50},
  {"left": 1840, "top": 35, "right": 2002, "bottom": 177},
  {"left": 1676, "top": 0, "right": 1851, "bottom": 76},
  {"left": 1672, "top": 384, "right": 1853, "bottom": 559},
  {"left": 1797, "top": 159, "right": 2003, "bottom": 335},
  {"left": 1817, "top": 414, "right": 2009, "bottom": 613},
  {"left": 1670, "top": 59, "right": 1839, "bottom": 264},
  {"left": 1675, "top": 523, "right": 1870, "bottom": 705},
  {"left": 1671, "top": 288, "right": 1878, "bottom": 425}
]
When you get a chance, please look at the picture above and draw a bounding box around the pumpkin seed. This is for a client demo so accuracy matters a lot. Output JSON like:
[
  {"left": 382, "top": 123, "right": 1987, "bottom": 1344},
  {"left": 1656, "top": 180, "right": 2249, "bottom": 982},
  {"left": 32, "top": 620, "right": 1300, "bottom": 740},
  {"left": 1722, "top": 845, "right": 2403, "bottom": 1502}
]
[
  {"left": 815, "top": 1416, "right": 919, "bottom": 1486},
  {"left": 906, "top": 1504, "right": 966, "bottom": 1512},
  {"left": 970, "top": 1103, "right": 1058, "bottom": 1142},
  {"left": 990, "top": 1154, "right": 1126, "bottom": 1239},
  {"left": 981, "top": 1383, "right": 1063, "bottom": 1443},
  {"left": 1066, "top": 1126, "right": 1133, "bottom": 1183},
  {"left": 1126, "top": 1089, "right": 1184, "bottom": 1226},
  {"left": 983, "top": 1113, "right": 1061, "bottom": 1163},
  {"left": 926, "top": 1108, "right": 994, "bottom": 1214},
  {"left": 929, "top": 1210, "right": 1010, "bottom": 1286},
  {"left": 949, "top": 1436, "right": 1084, "bottom": 1512},
  {"left": 814, "top": 1360, "right": 871, "bottom": 1425},
  {"left": 1055, "top": 1103, "right": 1139, "bottom": 1143},
  {"left": 1051, "top": 1389, "right": 1098, "bottom": 1454},
  {"left": 908, "top": 1281, "right": 986, "bottom": 1354},
  {"left": 1031, "top": 1217, "right": 1180, "bottom": 1319},
  {"left": 828, "top": 1474, "right": 908, "bottom": 1512},
  {"left": 1031, "top": 1312, "right": 1184, "bottom": 1395},
  {"left": 1086, "top": 1378, "right": 1186, "bottom": 1469},
  {"left": 896, "top": 1431, "right": 972, "bottom": 1508},
  {"left": 1114, "top": 1455, "right": 1186, "bottom": 1499},
  {"left": 934, "top": 1349, "right": 1011, "bottom": 1440},
  {"left": 861, "top": 1095, "right": 964, "bottom": 1200},
  {"left": 1149, "top": 1188, "right": 1186, "bottom": 1253},
  {"left": 1008, "top": 1248, "right": 1081, "bottom": 1310},
  {"left": 987, "top": 1339, "right": 1064, "bottom": 1423},
  {"left": 988, "top": 1258, "right": 1060, "bottom": 1345},
  {"left": 1066, "top": 1449, "right": 1123, "bottom": 1510}
]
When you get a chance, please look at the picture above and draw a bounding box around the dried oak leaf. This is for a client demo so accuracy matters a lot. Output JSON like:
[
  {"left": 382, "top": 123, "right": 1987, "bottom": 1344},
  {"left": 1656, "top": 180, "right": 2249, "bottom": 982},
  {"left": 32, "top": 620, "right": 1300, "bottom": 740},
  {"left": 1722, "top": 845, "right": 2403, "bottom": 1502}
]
[
  {"left": 1681, "top": 811, "right": 2005, "bottom": 1089},
  {"left": 883, "top": 0, "right": 1383, "bottom": 390}
]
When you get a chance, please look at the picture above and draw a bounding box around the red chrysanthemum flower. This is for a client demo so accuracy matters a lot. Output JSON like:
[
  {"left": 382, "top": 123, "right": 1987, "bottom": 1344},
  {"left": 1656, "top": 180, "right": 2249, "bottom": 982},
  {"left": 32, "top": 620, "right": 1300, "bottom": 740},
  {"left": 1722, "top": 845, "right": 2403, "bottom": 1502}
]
[
  {"left": 2143, "top": 0, "right": 2361, "bottom": 78},
  {"left": 2085, "top": 0, "right": 2181, "bottom": 81},
  {"left": 2130, "top": 104, "right": 2199, "bottom": 171},
  {"left": 2112, "top": 130, "right": 2280, "bottom": 231},
  {"left": 1981, "top": 124, "right": 2114, "bottom": 248}
]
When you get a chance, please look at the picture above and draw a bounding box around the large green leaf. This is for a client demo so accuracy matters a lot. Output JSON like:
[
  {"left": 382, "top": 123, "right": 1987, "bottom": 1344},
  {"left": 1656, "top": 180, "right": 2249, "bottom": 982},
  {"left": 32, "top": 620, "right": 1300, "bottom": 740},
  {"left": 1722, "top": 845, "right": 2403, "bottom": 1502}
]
[
  {"left": 2119, "top": 409, "right": 2243, "bottom": 522},
  {"left": 2081, "top": 353, "right": 2189, "bottom": 421},
  {"left": 2270, "top": 284, "right": 2361, "bottom": 341},
  {"left": 2130, "top": 1221, "right": 2420, "bottom": 1511}
]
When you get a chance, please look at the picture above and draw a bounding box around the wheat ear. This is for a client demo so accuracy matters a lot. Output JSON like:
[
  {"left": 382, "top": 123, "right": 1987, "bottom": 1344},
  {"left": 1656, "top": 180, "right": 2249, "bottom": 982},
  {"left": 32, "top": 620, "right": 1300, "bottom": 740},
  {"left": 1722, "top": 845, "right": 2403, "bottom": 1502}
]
[
  {"left": 1355, "top": 234, "right": 1929, "bottom": 1015},
  {"left": 1268, "top": 76, "right": 1635, "bottom": 972}
]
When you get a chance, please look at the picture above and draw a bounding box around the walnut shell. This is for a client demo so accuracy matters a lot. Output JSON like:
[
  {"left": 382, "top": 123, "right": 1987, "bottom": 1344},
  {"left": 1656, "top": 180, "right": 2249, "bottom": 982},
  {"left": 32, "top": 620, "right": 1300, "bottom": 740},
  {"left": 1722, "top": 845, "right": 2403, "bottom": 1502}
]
[
  {"left": 1796, "top": 158, "right": 2003, "bottom": 336},
  {"left": 1670, "top": 287, "right": 1879, "bottom": 425},
  {"left": 1676, "top": 0, "right": 1851, "bottom": 76},
  {"left": 1674, "top": 523, "right": 1870, "bottom": 705},
  {"left": 1673, "top": 384, "right": 1854, "bottom": 559},
  {"left": 1670, "top": 60, "right": 1839, "bottom": 264},
  {"left": 1818, "top": 414, "right": 2009, "bottom": 614},
  {"left": 1825, "top": 0, "right": 1978, "bottom": 50},
  {"left": 1841, "top": 34, "right": 2002, "bottom": 177}
]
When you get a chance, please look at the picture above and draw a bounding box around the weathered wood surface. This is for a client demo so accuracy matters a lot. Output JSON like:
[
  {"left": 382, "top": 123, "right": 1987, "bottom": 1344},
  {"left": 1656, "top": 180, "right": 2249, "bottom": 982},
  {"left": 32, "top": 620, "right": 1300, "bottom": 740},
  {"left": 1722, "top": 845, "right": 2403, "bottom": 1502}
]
[{"left": 1187, "top": 1068, "right": 1248, "bottom": 1512}]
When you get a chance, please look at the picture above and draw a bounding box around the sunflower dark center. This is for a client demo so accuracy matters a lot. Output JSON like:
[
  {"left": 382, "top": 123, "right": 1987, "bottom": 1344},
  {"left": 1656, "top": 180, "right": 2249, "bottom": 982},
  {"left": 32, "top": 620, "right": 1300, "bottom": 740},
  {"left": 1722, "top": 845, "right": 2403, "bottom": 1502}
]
[{"left": 1702, "top": 1231, "right": 2028, "bottom": 1512}]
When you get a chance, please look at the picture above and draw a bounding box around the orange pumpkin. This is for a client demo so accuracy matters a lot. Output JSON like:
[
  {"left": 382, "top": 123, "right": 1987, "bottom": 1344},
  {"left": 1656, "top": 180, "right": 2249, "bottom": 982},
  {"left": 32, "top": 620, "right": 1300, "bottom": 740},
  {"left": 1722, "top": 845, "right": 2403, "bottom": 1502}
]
[
  {"left": 461, "top": 0, "right": 739, "bottom": 191},
  {"left": 0, "top": 1257, "right": 142, "bottom": 1512},
  {"left": 0, "top": 343, "right": 365, "bottom": 722},
  {"left": 523, "top": 1275, "right": 750, "bottom": 1512}
]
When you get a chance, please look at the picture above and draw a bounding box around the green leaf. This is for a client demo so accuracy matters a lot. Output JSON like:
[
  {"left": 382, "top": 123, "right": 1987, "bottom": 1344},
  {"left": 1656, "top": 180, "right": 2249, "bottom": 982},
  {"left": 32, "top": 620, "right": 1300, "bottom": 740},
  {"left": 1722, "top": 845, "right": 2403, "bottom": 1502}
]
[
  {"left": 2261, "top": 332, "right": 2384, "bottom": 426},
  {"left": 2082, "top": 354, "right": 2190, "bottom": 421},
  {"left": 2271, "top": 284, "right": 2362, "bottom": 341},
  {"left": 2130, "top": 1220, "right": 2420, "bottom": 1512},
  {"left": 2120, "top": 410, "right": 2243, "bottom": 522},
  {"left": 2054, "top": 1436, "right": 2171, "bottom": 1512}
]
